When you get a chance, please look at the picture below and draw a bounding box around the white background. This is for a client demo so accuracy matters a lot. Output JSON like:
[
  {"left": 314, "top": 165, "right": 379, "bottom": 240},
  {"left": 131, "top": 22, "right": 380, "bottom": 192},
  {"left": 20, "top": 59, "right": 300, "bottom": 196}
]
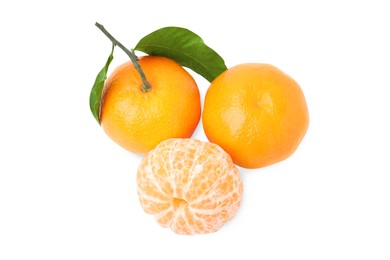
[{"left": 1, "top": 0, "right": 389, "bottom": 259}]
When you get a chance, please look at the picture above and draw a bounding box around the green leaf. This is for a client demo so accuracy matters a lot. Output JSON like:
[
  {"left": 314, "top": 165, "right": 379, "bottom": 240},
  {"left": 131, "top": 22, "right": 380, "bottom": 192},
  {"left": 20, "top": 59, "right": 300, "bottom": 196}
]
[
  {"left": 89, "top": 45, "right": 114, "bottom": 124},
  {"left": 134, "top": 27, "right": 227, "bottom": 82}
]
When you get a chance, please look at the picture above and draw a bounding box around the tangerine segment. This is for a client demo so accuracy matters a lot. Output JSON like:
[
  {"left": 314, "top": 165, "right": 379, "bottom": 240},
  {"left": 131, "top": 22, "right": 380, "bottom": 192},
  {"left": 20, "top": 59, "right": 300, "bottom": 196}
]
[{"left": 137, "top": 138, "right": 243, "bottom": 235}]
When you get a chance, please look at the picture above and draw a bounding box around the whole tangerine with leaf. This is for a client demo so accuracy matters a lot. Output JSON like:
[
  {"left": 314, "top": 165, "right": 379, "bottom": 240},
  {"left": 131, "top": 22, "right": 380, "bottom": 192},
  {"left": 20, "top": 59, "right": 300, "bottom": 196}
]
[
  {"left": 203, "top": 63, "right": 309, "bottom": 169},
  {"left": 89, "top": 23, "right": 226, "bottom": 154}
]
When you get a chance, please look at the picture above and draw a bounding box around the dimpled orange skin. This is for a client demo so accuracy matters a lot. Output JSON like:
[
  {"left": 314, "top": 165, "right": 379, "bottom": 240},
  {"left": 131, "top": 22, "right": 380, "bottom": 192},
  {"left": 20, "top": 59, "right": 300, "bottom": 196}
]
[
  {"left": 202, "top": 63, "right": 309, "bottom": 169},
  {"left": 100, "top": 56, "right": 201, "bottom": 154}
]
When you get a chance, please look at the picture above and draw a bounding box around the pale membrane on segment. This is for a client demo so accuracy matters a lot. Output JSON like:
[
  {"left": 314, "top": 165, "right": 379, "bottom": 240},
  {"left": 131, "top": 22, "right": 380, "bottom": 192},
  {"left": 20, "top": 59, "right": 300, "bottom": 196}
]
[{"left": 137, "top": 138, "right": 243, "bottom": 235}]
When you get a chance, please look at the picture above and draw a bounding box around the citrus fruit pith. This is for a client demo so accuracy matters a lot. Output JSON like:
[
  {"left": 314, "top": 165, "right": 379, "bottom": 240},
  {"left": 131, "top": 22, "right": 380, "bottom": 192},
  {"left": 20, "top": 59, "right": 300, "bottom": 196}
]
[
  {"left": 100, "top": 56, "right": 201, "bottom": 154},
  {"left": 202, "top": 63, "right": 309, "bottom": 169},
  {"left": 137, "top": 138, "right": 243, "bottom": 235}
]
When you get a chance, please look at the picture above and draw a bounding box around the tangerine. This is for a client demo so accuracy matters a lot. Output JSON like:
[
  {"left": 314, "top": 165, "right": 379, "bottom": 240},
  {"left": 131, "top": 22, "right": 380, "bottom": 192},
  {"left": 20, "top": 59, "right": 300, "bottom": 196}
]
[
  {"left": 100, "top": 56, "right": 201, "bottom": 154},
  {"left": 202, "top": 63, "right": 309, "bottom": 168},
  {"left": 137, "top": 138, "right": 243, "bottom": 235}
]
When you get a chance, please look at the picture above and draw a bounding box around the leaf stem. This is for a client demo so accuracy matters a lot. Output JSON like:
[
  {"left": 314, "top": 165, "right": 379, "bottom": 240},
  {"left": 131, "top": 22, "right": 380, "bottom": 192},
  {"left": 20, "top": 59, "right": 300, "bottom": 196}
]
[{"left": 95, "top": 22, "right": 151, "bottom": 92}]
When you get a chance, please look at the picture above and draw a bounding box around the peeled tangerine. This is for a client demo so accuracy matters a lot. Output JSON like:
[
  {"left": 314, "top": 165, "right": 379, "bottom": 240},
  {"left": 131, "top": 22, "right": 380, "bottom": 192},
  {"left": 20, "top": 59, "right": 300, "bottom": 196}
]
[{"left": 137, "top": 138, "right": 243, "bottom": 235}]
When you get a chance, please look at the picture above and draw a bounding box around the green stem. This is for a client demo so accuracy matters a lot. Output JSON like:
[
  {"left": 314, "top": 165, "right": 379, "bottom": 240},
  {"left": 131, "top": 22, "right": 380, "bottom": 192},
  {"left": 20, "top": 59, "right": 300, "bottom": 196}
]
[{"left": 95, "top": 22, "right": 151, "bottom": 92}]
